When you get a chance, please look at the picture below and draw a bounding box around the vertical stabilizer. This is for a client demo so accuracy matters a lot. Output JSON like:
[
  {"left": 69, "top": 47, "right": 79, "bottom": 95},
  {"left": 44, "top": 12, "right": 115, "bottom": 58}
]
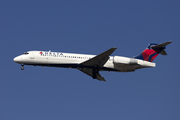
[{"left": 134, "top": 41, "right": 172, "bottom": 62}]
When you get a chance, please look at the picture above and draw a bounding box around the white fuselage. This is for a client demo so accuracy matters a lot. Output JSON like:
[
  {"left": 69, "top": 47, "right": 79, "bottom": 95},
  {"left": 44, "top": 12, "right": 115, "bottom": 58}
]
[{"left": 14, "top": 51, "right": 155, "bottom": 72}]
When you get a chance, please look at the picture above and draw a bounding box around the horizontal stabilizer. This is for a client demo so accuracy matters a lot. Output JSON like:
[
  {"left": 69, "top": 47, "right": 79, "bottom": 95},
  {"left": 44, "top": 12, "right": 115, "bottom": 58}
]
[
  {"left": 151, "top": 41, "right": 172, "bottom": 55},
  {"left": 151, "top": 41, "right": 172, "bottom": 49},
  {"left": 160, "top": 49, "right": 167, "bottom": 55}
]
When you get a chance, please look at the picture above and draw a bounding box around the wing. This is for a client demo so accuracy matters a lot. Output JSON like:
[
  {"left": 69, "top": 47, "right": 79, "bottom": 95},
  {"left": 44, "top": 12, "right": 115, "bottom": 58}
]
[
  {"left": 78, "top": 47, "right": 117, "bottom": 81},
  {"left": 80, "top": 47, "right": 117, "bottom": 68},
  {"left": 78, "top": 68, "right": 106, "bottom": 81}
]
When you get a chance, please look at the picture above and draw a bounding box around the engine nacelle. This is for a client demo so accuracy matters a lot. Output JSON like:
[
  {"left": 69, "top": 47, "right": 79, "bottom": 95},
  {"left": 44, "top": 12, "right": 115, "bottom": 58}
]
[{"left": 113, "top": 56, "right": 138, "bottom": 65}]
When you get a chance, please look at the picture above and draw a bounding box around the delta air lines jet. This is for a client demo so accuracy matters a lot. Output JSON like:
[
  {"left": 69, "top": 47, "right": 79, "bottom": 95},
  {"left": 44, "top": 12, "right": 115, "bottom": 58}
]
[{"left": 13, "top": 41, "right": 172, "bottom": 81}]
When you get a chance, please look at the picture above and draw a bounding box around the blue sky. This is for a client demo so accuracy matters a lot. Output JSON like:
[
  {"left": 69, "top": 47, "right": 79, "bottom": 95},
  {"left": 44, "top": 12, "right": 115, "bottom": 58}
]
[{"left": 0, "top": 0, "right": 180, "bottom": 120}]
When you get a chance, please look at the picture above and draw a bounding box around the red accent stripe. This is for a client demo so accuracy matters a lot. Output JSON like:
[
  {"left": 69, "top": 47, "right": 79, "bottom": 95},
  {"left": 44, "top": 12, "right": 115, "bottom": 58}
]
[{"left": 142, "top": 49, "right": 158, "bottom": 61}]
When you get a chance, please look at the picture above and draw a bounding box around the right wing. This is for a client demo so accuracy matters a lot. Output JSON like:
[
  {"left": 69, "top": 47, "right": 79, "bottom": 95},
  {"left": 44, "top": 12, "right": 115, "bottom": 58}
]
[{"left": 78, "top": 68, "right": 106, "bottom": 81}]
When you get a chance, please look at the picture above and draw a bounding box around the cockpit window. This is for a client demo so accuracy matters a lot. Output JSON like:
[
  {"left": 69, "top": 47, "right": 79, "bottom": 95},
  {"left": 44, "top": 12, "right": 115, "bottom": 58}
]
[{"left": 23, "top": 52, "right": 29, "bottom": 55}]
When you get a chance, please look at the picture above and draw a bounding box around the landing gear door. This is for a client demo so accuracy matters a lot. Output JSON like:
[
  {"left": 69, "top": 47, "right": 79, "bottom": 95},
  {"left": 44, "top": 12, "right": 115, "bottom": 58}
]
[{"left": 30, "top": 52, "right": 34, "bottom": 59}]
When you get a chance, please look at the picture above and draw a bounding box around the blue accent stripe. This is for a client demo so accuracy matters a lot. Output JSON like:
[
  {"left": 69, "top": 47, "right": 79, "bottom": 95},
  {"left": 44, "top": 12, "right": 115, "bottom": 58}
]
[
  {"left": 148, "top": 53, "right": 158, "bottom": 62},
  {"left": 134, "top": 53, "right": 144, "bottom": 60}
]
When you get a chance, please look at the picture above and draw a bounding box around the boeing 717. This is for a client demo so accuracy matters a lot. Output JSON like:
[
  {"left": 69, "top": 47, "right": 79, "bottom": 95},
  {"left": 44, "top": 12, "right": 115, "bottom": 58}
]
[{"left": 13, "top": 41, "right": 172, "bottom": 81}]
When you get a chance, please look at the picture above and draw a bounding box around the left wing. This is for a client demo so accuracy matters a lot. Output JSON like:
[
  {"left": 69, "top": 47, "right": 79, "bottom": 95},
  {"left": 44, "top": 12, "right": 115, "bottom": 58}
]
[
  {"left": 80, "top": 47, "right": 117, "bottom": 68},
  {"left": 78, "top": 47, "right": 117, "bottom": 81}
]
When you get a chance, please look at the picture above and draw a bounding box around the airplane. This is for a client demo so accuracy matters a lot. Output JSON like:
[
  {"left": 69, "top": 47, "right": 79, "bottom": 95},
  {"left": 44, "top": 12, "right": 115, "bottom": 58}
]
[{"left": 13, "top": 41, "right": 172, "bottom": 81}]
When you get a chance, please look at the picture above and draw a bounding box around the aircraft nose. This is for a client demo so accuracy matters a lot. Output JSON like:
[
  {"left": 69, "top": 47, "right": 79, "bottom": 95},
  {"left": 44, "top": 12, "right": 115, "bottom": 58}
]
[{"left": 13, "top": 56, "right": 22, "bottom": 63}]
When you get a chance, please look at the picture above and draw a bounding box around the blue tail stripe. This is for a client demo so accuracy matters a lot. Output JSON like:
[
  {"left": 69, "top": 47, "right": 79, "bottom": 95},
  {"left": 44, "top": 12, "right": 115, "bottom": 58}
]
[{"left": 148, "top": 53, "right": 158, "bottom": 62}]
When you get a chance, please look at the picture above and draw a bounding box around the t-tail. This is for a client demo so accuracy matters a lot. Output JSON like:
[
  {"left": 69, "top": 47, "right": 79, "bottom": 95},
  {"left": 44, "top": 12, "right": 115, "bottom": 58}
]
[{"left": 134, "top": 41, "right": 172, "bottom": 62}]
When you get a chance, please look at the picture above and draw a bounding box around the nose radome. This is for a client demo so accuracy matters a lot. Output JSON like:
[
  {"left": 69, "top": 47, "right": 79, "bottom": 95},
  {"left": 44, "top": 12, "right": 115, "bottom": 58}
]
[
  {"left": 13, "top": 56, "right": 21, "bottom": 63},
  {"left": 13, "top": 57, "right": 18, "bottom": 62}
]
